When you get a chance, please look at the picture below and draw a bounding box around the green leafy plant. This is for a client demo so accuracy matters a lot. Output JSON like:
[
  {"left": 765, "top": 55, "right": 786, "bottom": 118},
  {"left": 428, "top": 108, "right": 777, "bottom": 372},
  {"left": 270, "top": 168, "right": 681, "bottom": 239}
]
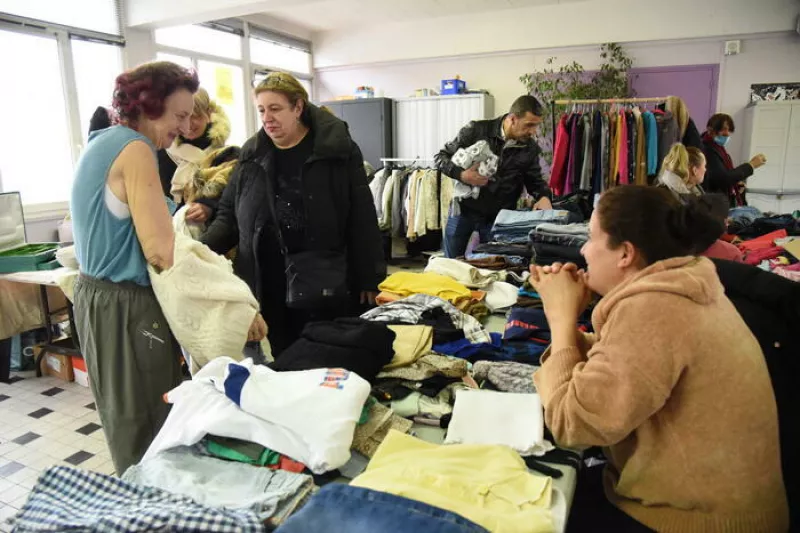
[{"left": 520, "top": 42, "right": 635, "bottom": 162}]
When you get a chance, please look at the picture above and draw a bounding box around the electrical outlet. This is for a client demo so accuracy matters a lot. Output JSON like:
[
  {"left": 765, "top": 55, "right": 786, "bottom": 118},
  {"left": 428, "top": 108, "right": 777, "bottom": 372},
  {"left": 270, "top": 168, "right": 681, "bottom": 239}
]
[{"left": 724, "top": 40, "right": 741, "bottom": 56}]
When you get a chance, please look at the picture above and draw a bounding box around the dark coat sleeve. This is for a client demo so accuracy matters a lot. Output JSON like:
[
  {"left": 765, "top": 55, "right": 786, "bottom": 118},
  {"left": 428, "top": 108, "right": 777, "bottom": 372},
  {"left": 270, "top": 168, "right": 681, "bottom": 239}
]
[
  {"left": 682, "top": 119, "right": 703, "bottom": 150},
  {"left": 200, "top": 163, "right": 240, "bottom": 254},
  {"left": 157, "top": 149, "right": 177, "bottom": 197},
  {"left": 345, "top": 142, "right": 387, "bottom": 292},
  {"left": 703, "top": 146, "right": 754, "bottom": 189},
  {"left": 434, "top": 121, "right": 479, "bottom": 182},
  {"left": 523, "top": 143, "right": 552, "bottom": 200}
]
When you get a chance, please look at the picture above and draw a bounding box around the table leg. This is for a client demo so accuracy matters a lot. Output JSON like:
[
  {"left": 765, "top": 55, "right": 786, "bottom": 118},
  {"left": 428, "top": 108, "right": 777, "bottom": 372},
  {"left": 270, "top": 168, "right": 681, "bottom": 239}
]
[
  {"left": 66, "top": 301, "right": 80, "bottom": 351},
  {"left": 34, "top": 285, "right": 53, "bottom": 378}
]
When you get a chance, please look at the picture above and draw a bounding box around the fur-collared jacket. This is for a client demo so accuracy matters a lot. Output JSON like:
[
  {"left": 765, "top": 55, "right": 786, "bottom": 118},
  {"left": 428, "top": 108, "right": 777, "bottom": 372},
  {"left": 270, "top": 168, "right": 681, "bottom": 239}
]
[{"left": 157, "top": 106, "right": 240, "bottom": 212}]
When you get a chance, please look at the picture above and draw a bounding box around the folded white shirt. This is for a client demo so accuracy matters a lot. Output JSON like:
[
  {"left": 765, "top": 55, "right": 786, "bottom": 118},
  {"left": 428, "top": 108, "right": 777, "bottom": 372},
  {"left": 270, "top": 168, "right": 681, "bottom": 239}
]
[{"left": 445, "top": 389, "right": 552, "bottom": 456}]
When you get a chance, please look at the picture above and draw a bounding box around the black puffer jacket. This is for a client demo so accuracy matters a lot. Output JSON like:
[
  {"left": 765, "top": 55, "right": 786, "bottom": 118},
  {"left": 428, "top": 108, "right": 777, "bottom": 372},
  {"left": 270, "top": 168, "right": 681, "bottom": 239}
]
[
  {"left": 711, "top": 258, "right": 800, "bottom": 526},
  {"left": 435, "top": 115, "right": 550, "bottom": 217},
  {"left": 201, "top": 104, "right": 386, "bottom": 307}
]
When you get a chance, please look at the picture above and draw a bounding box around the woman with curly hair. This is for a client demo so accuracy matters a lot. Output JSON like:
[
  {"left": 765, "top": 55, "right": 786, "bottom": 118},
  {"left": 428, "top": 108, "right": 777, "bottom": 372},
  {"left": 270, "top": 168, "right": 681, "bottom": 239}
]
[{"left": 70, "top": 62, "right": 266, "bottom": 474}]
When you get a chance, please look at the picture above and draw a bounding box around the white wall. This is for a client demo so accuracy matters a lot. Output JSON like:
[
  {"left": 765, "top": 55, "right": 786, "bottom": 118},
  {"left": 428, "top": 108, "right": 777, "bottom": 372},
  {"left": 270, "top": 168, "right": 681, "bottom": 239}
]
[
  {"left": 315, "top": 33, "right": 800, "bottom": 161},
  {"left": 313, "top": 0, "right": 798, "bottom": 67}
]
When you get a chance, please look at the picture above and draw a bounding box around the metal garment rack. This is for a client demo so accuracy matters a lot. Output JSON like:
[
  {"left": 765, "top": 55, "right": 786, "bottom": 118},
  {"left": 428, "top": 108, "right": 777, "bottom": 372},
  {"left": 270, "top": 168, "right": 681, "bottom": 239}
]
[{"left": 549, "top": 97, "right": 669, "bottom": 147}]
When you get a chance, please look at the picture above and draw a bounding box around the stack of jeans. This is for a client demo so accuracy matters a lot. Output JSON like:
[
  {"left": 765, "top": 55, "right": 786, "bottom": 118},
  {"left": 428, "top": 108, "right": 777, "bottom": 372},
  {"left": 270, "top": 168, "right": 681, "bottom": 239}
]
[
  {"left": 490, "top": 209, "right": 579, "bottom": 244},
  {"left": 528, "top": 222, "right": 589, "bottom": 268}
]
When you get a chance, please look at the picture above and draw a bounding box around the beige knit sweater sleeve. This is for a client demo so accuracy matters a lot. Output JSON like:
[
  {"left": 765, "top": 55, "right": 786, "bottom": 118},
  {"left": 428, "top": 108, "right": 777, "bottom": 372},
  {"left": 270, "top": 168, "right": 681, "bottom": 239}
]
[
  {"left": 534, "top": 298, "right": 680, "bottom": 449},
  {"left": 148, "top": 233, "right": 262, "bottom": 371}
]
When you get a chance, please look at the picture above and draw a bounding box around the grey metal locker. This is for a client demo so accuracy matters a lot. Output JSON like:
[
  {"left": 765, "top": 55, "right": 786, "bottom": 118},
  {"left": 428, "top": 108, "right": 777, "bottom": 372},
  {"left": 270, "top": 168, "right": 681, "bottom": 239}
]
[{"left": 320, "top": 97, "right": 394, "bottom": 170}]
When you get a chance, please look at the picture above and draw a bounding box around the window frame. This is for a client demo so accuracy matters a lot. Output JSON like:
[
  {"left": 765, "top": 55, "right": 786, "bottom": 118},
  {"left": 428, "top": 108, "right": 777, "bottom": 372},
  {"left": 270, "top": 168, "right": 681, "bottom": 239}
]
[
  {"left": 155, "top": 20, "right": 314, "bottom": 139},
  {"left": 0, "top": 18, "right": 122, "bottom": 214}
]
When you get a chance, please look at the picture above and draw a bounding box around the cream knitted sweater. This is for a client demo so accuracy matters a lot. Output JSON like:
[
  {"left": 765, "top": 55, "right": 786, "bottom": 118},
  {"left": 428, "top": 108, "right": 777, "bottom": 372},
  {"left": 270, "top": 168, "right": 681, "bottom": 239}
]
[
  {"left": 149, "top": 233, "right": 262, "bottom": 373},
  {"left": 534, "top": 256, "right": 788, "bottom": 533}
]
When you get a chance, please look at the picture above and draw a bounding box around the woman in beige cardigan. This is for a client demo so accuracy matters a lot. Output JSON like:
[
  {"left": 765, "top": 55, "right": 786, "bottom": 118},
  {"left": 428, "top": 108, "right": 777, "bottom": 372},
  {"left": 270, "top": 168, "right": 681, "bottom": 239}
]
[{"left": 531, "top": 186, "right": 788, "bottom": 533}]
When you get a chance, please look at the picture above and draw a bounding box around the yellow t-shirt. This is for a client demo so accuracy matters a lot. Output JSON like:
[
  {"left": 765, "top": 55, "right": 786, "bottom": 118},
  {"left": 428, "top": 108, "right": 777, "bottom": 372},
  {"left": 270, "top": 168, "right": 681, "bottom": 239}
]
[
  {"left": 350, "top": 431, "right": 554, "bottom": 533},
  {"left": 379, "top": 272, "right": 472, "bottom": 304}
]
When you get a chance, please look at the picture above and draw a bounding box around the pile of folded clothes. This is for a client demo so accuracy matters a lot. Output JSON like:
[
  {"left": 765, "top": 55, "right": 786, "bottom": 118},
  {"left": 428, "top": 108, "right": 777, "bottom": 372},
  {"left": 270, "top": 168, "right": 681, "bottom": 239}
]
[
  {"left": 727, "top": 207, "right": 800, "bottom": 239},
  {"left": 491, "top": 209, "right": 581, "bottom": 245},
  {"left": 528, "top": 222, "right": 588, "bottom": 268}
]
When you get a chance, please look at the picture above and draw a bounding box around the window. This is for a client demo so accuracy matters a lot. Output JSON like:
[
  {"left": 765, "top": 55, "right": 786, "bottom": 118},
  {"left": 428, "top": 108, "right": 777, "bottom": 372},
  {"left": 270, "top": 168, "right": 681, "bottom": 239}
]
[
  {"left": 156, "top": 52, "right": 193, "bottom": 70},
  {"left": 0, "top": 29, "right": 73, "bottom": 204},
  {"left": 155, "top": 25, "right": 241, "bottom": 60},
  {"left": 249, "top": 38, "right": 311, "bottom": 75},
  {"left": 197, "top": 61, "right": 248, "bottom": 145},
  {"left": 72, "top": 39, "right": 122, "bottom": 141},
  {"left": 0, "top": 0, "right": 120, "bottom": 35}
]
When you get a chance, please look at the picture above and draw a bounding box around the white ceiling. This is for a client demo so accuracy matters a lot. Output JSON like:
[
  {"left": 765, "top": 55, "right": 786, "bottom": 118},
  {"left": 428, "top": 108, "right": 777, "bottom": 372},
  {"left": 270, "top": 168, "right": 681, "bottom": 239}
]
[{"left": 259, "top": 0, "right": 594, "bottom": 33}]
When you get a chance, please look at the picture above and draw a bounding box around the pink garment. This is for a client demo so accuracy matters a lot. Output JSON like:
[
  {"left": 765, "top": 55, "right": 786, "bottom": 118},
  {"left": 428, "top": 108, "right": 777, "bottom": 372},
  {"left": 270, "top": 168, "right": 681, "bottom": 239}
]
[
  {"left": 617, "top": 111, "right": 629, "bottom": 185},
  {"left": 773, "top": 267, "right": 800, "bottom": 282},
  {"left": 701, "top": 240, "right": 744, "bottom": 263},
  {"left": 549, "top": 115, "right": 570, "bottom": 196}
]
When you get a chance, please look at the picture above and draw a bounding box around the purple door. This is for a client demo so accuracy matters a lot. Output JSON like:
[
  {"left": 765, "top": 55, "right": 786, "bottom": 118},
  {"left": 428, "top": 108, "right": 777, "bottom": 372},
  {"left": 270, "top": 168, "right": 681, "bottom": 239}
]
[{"left": 628, "top": 64, "right": 719, "bottom": 130}]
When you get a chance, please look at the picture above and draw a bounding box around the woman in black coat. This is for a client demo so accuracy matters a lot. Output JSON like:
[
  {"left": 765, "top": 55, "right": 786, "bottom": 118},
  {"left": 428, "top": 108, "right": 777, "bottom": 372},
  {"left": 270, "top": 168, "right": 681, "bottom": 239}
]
[
  {"left": 201, "top": 72, "right": 386, "bottom": 355},
  {"left": 701, "top": 113, "right": 767, "bottom": 207}
]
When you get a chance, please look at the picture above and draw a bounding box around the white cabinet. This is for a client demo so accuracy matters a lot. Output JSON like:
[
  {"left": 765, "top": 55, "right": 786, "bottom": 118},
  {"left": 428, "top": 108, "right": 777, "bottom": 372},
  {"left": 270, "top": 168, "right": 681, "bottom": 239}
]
[
  {"left": 743, "top": 101, "right": 800, "bottom": 213},
  {"left": 394, "top": 94, "right": 494, "bottom": 162}
]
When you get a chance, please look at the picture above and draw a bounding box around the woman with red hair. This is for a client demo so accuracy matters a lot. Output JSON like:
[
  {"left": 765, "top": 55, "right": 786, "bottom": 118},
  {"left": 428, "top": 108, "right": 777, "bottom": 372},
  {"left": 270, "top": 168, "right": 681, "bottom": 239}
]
[{"left": 70, "top": 62, "right": 266, "bottom": 474}]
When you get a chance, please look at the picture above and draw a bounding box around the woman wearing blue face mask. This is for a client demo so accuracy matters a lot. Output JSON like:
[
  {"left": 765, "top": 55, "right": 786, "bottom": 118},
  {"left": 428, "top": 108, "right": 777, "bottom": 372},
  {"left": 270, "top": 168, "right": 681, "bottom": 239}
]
[{"left": 702, "top": 113, "right": 766, "bottom": 207}]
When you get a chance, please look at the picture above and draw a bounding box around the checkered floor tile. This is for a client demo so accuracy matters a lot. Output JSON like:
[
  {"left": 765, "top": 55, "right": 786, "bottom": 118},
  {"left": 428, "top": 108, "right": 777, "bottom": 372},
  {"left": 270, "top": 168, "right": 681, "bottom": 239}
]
[{"left": 0, "top": 372, "right": 114, "bottom": 530}]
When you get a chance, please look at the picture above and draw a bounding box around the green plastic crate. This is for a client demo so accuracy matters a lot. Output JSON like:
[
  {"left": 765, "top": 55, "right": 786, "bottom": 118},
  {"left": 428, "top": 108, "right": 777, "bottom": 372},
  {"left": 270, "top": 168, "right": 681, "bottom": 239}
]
[{"left": 0, "top": 192, "right": 60, "bottom": 274}]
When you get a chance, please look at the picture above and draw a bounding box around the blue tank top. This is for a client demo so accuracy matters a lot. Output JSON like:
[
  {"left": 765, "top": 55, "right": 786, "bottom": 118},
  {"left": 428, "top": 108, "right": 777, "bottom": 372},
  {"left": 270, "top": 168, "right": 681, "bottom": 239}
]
[{"left": 71, "top": 126, "right": 156, "bottom": 286}]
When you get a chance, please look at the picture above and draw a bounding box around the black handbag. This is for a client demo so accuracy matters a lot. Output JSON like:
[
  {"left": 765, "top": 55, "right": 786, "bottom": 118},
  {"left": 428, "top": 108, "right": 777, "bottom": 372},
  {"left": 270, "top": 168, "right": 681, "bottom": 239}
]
[{"left": 264, "top": 175, "right": 350, "bottom": 310}]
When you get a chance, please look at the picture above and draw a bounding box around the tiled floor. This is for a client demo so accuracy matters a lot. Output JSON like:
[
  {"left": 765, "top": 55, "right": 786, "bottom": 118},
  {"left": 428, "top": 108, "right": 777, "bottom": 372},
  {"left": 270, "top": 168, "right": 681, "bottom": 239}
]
[{"left": 0, "top": 371, "right": 113, "bottom": 530}]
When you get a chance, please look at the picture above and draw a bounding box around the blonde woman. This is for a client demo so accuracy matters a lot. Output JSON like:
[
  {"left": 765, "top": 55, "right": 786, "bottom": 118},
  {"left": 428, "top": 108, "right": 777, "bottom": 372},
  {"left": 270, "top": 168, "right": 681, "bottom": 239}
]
[
  {"left": 201, "top": 72, "right": 385, "bottom": 355},
  {"left": 157, "top": 88, "right": 240, "bottom": 227},
  {"left": 657, "top": 143, "right": 706, "bottom": 199},
  {"left": 664, "top": 95, "right": 702, "bottom": 150}
]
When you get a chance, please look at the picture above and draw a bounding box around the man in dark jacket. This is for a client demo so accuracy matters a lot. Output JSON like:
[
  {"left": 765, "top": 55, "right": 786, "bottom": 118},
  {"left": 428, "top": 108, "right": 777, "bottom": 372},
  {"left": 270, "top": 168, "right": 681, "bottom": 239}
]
[
  {"left": 435, "top": 95, "right": 552, "bottom": 258},
  {"left": 201, "top": 101, "right": 386, "bottom": 355}
]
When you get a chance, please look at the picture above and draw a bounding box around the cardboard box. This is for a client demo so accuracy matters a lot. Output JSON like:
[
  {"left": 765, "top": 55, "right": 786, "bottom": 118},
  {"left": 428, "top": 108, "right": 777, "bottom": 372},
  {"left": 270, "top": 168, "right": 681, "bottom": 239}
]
[
  {"left": 36, "top": 347, "right": 74, "bottom": 382},
  {"left": 71, "top": 355, "right": 89, "bottom": 388}
]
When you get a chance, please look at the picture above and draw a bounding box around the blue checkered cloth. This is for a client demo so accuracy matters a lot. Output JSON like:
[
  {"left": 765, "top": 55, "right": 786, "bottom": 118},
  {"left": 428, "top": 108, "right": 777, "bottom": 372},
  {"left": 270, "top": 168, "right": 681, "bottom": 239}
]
[{"left": 11, "top": 465, "right": 266, "bottom": 532}]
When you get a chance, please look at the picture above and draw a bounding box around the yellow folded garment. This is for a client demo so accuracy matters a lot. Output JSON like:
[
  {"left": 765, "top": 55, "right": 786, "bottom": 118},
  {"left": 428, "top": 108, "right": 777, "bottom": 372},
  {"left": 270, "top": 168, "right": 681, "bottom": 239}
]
[
  {"left": 378, "top": 272, "right": 472, "bottom": 304},
  {"left": 385, "top": 325, "right": 433, "bottom": 370},
  {"left": 350, "top": 431, "right": 554, "bottom": 533}
]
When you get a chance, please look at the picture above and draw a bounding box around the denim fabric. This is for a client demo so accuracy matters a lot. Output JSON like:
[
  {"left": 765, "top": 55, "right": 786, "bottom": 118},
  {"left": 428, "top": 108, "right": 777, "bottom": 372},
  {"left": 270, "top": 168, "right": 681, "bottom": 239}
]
[
  {"left": 529, "top": 232, "right": 587, "bottom": 247},
  {"left": 444, "top": 211, "right": 494, "bottom": 258},
  {"left": 728, "top": 206, "right": 762, "bottom": 224},
  {"left": 492, "top": 209, "right": 581, "bottom": 244},
  {"left": 473, "top": 243, "right": 533, "bottom": 258},
  {"left": 532, "top": 243, "right": 587, "bottom": 268},
  {"left": 275, "top": 484, "right": 489, "bottom": 533}
]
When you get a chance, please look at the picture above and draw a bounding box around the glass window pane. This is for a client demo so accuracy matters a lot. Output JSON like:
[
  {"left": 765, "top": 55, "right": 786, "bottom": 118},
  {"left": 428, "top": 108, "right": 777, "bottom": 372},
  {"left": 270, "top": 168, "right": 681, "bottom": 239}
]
[
  {"left": 155, "top": 25, "right": 241, "bottom": 60},
  {"left": 156, "top": 52, "right": 194, "bottom": 70},
  {"left": 197, "top": 60, "right": 248, "bottom": 146},
  {"left": 72, "top": 39, "right": 122, "bottom": 142},
  {"left": 0, "top": 30, "right": 73, "bottom": 204},
  {"left": 0, "top": 0, "right": 120, "bottom": 35},
  {"left": 250, "top": 38, "right": 310, "bottom": 74}
]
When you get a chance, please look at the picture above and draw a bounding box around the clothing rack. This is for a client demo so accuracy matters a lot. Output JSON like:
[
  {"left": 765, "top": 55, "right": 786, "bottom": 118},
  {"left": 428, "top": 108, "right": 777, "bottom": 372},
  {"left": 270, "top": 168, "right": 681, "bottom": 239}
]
[
  {"left": 550, "top": 97, "right": 669, "bottom": 145},
  {"left": 378, "top": 157, "right": 443, "bottom": 257}
]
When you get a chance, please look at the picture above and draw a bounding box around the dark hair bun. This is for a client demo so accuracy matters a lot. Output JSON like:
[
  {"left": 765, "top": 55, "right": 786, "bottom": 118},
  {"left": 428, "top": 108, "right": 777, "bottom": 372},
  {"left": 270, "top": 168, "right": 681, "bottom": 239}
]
[{"left": 668, "top": 196, "right": 726, "bottom": 253}]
